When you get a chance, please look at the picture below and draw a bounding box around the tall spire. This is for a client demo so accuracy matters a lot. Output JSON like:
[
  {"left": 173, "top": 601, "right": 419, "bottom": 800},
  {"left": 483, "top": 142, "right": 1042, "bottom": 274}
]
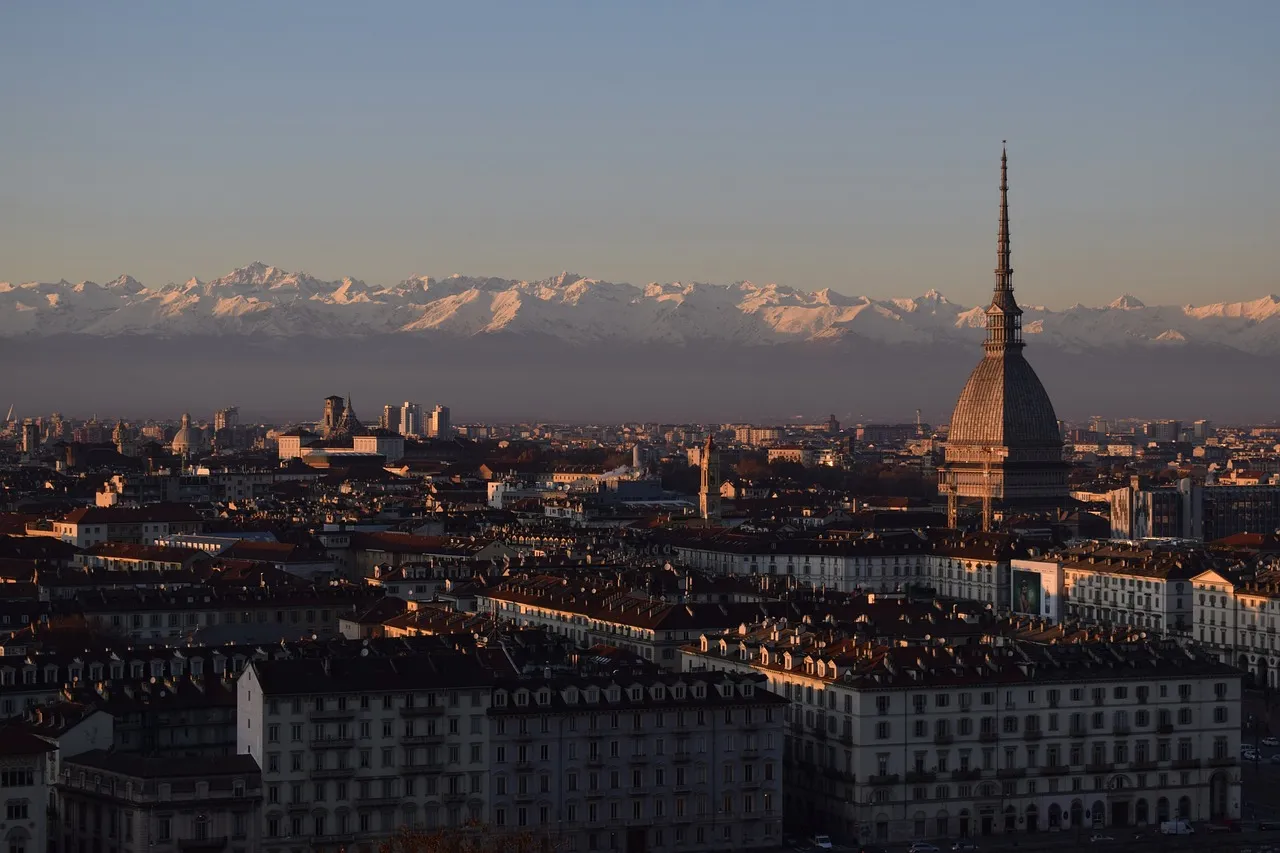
[{"left": 985, "top": 141, "right": 1023, "bottom": 352}]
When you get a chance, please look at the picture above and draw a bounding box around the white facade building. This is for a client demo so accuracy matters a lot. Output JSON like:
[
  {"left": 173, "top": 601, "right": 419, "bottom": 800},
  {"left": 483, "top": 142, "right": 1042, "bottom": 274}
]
[{"left": 683, "top": 633, "right": 1241, "bottom": 846}]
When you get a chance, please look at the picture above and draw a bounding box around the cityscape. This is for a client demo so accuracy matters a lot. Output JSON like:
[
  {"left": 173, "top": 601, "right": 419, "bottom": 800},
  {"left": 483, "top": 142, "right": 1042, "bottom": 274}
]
[{"left": 4, "top": 4, "right": 1280, "bottom": 853}]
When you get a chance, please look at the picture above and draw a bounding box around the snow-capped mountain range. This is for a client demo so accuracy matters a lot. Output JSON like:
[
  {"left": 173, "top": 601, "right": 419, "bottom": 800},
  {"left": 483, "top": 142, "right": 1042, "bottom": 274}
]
[{"left": 4, "top": 262, "right": 1280, "bottom": 353}]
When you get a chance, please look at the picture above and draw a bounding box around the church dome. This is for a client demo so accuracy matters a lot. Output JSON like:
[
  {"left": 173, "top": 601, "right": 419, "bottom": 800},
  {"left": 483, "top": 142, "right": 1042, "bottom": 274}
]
[
  {"left": 947, "top": 352, "right": 1060, "bottom": 448},
  {"left": 171, "top": 413, "right": 196, "bottom": 455}
]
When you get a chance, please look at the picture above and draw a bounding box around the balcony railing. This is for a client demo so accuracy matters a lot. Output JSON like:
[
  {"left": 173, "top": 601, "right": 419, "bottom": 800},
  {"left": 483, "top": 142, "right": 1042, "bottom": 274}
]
[
  {"left": 1171, "top": 759, "right": 1201, "bottom": 770},
  {"left": 1157, "top": 723, "right": 1175, "bottom": 734},
  {"left": 399, "top": 705, "right": 446, "bottom": 718},
  {"left": 905, "top": 771, "right": 937, "bottom": 784},
  {"left": 950, "top": 769, "right": 982, "bottom": 782},
  {"left": 1022, "top": 730, "right": 1043, "bottom": 741},
  {"left": 308, "top": 709, "right": 355, "bottom": 722},
  {"left": 310, "top": 737, "right": 354, "bottom": 749},
  {"left": 868, "top": 774, "right": 899, "bottom": 785},
  {"left": 1039, "top": 765, "right": 1069, "bottom": 776},
  {"left": 934, "top": 733, "right": 954, "bottom": 745},
  {"left": 1130, "top": 760, "right": 1157, "bottom": 771},
  {"left": 1207, "top": 757, "right": 1237, "bottom": 768},
  {"left": 178, "top": 838, "right": 228, "bottom": 851},
  {"left": 1085, "top": 762, "right": 1115, "bottom": 774},
  {"left": 978, "top": 732, "right": 998, "bottom": 743},
  {"left": 402, "top": 733, "right": 445, "bottom": 746},
  {"left": 310, "top": 768, "right": 355, "bottom": 780},
  {"left": 996, "top": 768, "right": 1026, "bottom": 779},
  {"left": 1112, "top": 725, "right": 1132, "bottom": 736}
]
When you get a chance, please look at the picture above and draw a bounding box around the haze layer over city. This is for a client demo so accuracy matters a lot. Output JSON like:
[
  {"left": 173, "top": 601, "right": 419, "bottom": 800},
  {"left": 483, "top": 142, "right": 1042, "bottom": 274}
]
[{"left": 3, "top": 4, "right": 1280, "bottom": 853}]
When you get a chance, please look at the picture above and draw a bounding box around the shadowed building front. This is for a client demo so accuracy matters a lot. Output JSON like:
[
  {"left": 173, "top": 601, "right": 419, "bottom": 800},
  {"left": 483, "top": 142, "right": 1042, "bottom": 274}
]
[{"left": 939, "top": 147, "right": 1068, "bottom": 529}]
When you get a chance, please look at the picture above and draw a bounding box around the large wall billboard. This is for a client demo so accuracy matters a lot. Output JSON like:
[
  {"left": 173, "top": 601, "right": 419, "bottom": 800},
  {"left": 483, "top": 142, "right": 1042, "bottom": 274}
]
[{"left": 1011, "top": 568, "right": 1042, "bottom": 616}]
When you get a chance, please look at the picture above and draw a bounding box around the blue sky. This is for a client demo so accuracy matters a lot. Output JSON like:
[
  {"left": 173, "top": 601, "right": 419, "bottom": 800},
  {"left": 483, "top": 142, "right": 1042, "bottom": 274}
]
[{"left": 2, "top": 1, "right": 1277, "bottom": 307}]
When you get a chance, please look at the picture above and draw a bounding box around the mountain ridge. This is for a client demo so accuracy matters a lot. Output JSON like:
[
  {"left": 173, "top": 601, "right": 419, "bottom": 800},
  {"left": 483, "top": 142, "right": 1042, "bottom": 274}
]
[{"left": 4, "top": 263, "right": 1280, "bottom": 354}]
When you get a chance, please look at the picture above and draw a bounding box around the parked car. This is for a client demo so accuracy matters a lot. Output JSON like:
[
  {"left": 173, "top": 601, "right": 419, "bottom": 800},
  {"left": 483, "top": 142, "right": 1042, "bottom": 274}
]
[
  {"left": 1259, "top": 820, "right": 1280, "bottom": 831},
  {"left": 1271, "top": 755, "right": 1280, "bottom": 765},
  {"left": 1090, "top": 834, "right": 1116, "bottom": 843},
  {"left": 952, "top": 842, "right": 979, "bottom": 851},
  {"left": 811, "top": 835, "right": 833, "bottom": 850},
  {"left": 909, "top": 844, "right": 941, "bottom": 853},
  {"left": 1263, "top": 737, "right": 1279, "bottom": 747}
]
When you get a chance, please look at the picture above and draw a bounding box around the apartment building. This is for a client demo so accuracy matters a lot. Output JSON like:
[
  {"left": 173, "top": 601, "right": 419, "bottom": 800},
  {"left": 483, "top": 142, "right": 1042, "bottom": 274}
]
[
  {"left": 682, "top": 629, "right": 1241, "bottom": 845},
  {"left": 669, "top": 530, "right": 1022, "bottom": 609},
  {"left": 477, "top": 575, "right": 805, "bottom": 667},
  {"left": 0, "top": 727, "right": 57, "bottom": 853},
  {"left": 47, "top": 505, "right": 206, "bottom": 549},
  {"left": 74, "top": 586, "right": 379, "bottom": 644},
  {"left": 1015, "top": 542, "right": 1205, "bottom": 636},
  {"left": 1192, "top": 567, "right": 1280, "bottom": 689},
  {"left": 57, "top": 752, "right": 262, "bottom": 853},
  {"left": 237, "top": 650, "right": 498, "bottom": 853},
  {"left": 487, "top": 670, "right": 785, "bottom": 853}
]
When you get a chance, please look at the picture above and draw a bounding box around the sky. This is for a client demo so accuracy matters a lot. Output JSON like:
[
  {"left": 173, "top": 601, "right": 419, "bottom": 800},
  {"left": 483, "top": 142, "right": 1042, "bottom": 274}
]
[{"left": 2, "top": 1, "right": 1278, "bottom": 309}]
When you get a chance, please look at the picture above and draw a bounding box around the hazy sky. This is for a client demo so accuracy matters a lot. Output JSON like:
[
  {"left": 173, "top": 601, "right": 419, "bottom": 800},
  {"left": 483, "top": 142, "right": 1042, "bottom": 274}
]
[{"left": 2, "top": 1, "right": 1277, "bottom": 308}]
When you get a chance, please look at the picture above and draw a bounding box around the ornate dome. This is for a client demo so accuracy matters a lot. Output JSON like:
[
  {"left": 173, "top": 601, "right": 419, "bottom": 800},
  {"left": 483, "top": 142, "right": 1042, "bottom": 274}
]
[
  {"left": 171, "top": 413, "right": 196, "bottom": 455},
  {"left": 947, "top": 351, "right": 1060, "bottom": 449}
]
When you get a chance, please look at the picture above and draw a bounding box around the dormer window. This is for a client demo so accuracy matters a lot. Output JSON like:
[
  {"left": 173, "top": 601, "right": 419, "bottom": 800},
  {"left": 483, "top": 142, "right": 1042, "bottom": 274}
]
[
  {"left": 629, "top": 687, "right": 642, "bottom": 702},
  {"left": 607, "top": 688, "right": 621, "bottom": 703},
  {"left": 494, "top": 692, "right": 508, "bottom": 707},
  {"left": 586, "top": 689, "right": 599, "bottom": 703},
  {"left": 537, "top": 690, "right": 551, "bottom": 706},
  {"left": 653, "top": 686, "right": 666, "bottom": 701},
  {"left": 515, "top": 692, "right": 529, "bottom": 707},
  {"left": 743, "top": 684, "right": 754, "bottom": 697},
  {"left": 693, "top": 685, "right": 706, "bottom": 699}
]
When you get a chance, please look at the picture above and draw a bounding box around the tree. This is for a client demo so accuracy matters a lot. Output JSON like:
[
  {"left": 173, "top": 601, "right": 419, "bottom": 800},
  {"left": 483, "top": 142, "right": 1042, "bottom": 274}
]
[{"left": 378, "top": 824, "right": 561, "bottom": 853}]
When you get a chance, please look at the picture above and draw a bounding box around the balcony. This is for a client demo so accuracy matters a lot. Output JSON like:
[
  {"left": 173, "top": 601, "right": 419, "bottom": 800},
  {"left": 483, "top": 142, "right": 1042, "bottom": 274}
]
[
  {"left": 741, "top": 748, "right": 760, "bottom": 759},
  {"left": 310, "top": 767, "right": 355, "bottom": 780},
  {"left": 402, "top": 734, "right": 445, "bottom": 746},
  {"left": 1157, "top": 723, "right": 1175, "bottom": 735},
  {"left": 905, "top": 771, "right": 936, "bottom": 784},
  {"left": 868, "top": 774, "right": 899, "bottom": 786},
  {"left": 1208, "top": 757, "right": 1237, "bottom": 768},
  {"left": 950, "top": 769, "right": 982, "bottom": 782},
  {"left": 308, "top": 709, "right": 355, "bottom": 722},
  {"left": 1130, "top": 760, "right": 1157, "bottom": 771},
  {"left": 1039, "top": 765, "right": 1069, "bottom": 776},
  {"left": 839, "top": 734, "right": 855, "bottom": 747},
  {"left": 1068, "top": 727, "right": 1087, "bottom": 738},
  {"left": 672, "top": 752, "right": 692, "bottom": 764},
  {"left": 356, "top": 795, "right": 401, "bottom": 806},
  {"left": 996, "top": 768, "right": 1026, "bottom": 779},
  {"left": 978, "top": 732, "right": 999, "bottom": 743},
  {"left": 1022, "top": 730, "right": 1043, "bottom": 741},
  {"left": 1112, "top": 725, "right": 1132, "bottom": 736},
  {"left": 313, "top": 835, "right": 356, "bottom": 847},
  {"left": 310, "top": 737, "right": 354, "bottom": 749},
  {"left": 178, "top": 838, "right": 228, "bottom": 851},
  {"left": 1172, "top": 759, "right": 1201, "bottom": 770},
  {"left": 1085, "top": 762, "right": 1115, "bottom": 774},
  {"left": 399, "top": 705, "right": 446, "bottom": 718},
  {"left": 934, "top": 733, "right": 954, "bottom": 745}
]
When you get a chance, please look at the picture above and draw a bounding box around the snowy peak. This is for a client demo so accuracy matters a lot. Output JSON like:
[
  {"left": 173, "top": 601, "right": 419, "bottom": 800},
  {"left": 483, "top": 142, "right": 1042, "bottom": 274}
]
[
  {"left": 3, "top": 263, "right": 1280, "bottom": 354},
  {"left": 1108, "top": 294, "right": 1146, "bottom": 310}
]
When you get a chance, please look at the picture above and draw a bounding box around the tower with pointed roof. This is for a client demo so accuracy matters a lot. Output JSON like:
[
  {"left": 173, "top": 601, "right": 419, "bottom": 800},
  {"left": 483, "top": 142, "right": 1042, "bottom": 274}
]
[
  {"left": 699, "top": 434, "right": 722, "bottom": 522},
  {"left": 939, "top": 146, "right": 1067, "bottom": 530}
]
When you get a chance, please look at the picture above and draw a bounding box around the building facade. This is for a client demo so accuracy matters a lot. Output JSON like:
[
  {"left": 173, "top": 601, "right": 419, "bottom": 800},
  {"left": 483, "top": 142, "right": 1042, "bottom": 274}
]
[{"left": 683, "top": 635, "right": 1241, "bottom": 845}]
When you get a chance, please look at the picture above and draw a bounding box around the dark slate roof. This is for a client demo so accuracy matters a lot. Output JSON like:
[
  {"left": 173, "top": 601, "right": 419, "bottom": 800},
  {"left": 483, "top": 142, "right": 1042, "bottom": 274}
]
[
  {"left": 65, "top": 750, "right": 260, "bottom": 779},
  {"left": 248, "top": 651, "right": 499, "bottom": 695}
]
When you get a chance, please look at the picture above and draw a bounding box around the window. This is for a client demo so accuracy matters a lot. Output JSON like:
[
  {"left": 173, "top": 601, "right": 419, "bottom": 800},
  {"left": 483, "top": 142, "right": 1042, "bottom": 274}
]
[{"left": 5, "top": 802, "right": 28, "bottom": 821}]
